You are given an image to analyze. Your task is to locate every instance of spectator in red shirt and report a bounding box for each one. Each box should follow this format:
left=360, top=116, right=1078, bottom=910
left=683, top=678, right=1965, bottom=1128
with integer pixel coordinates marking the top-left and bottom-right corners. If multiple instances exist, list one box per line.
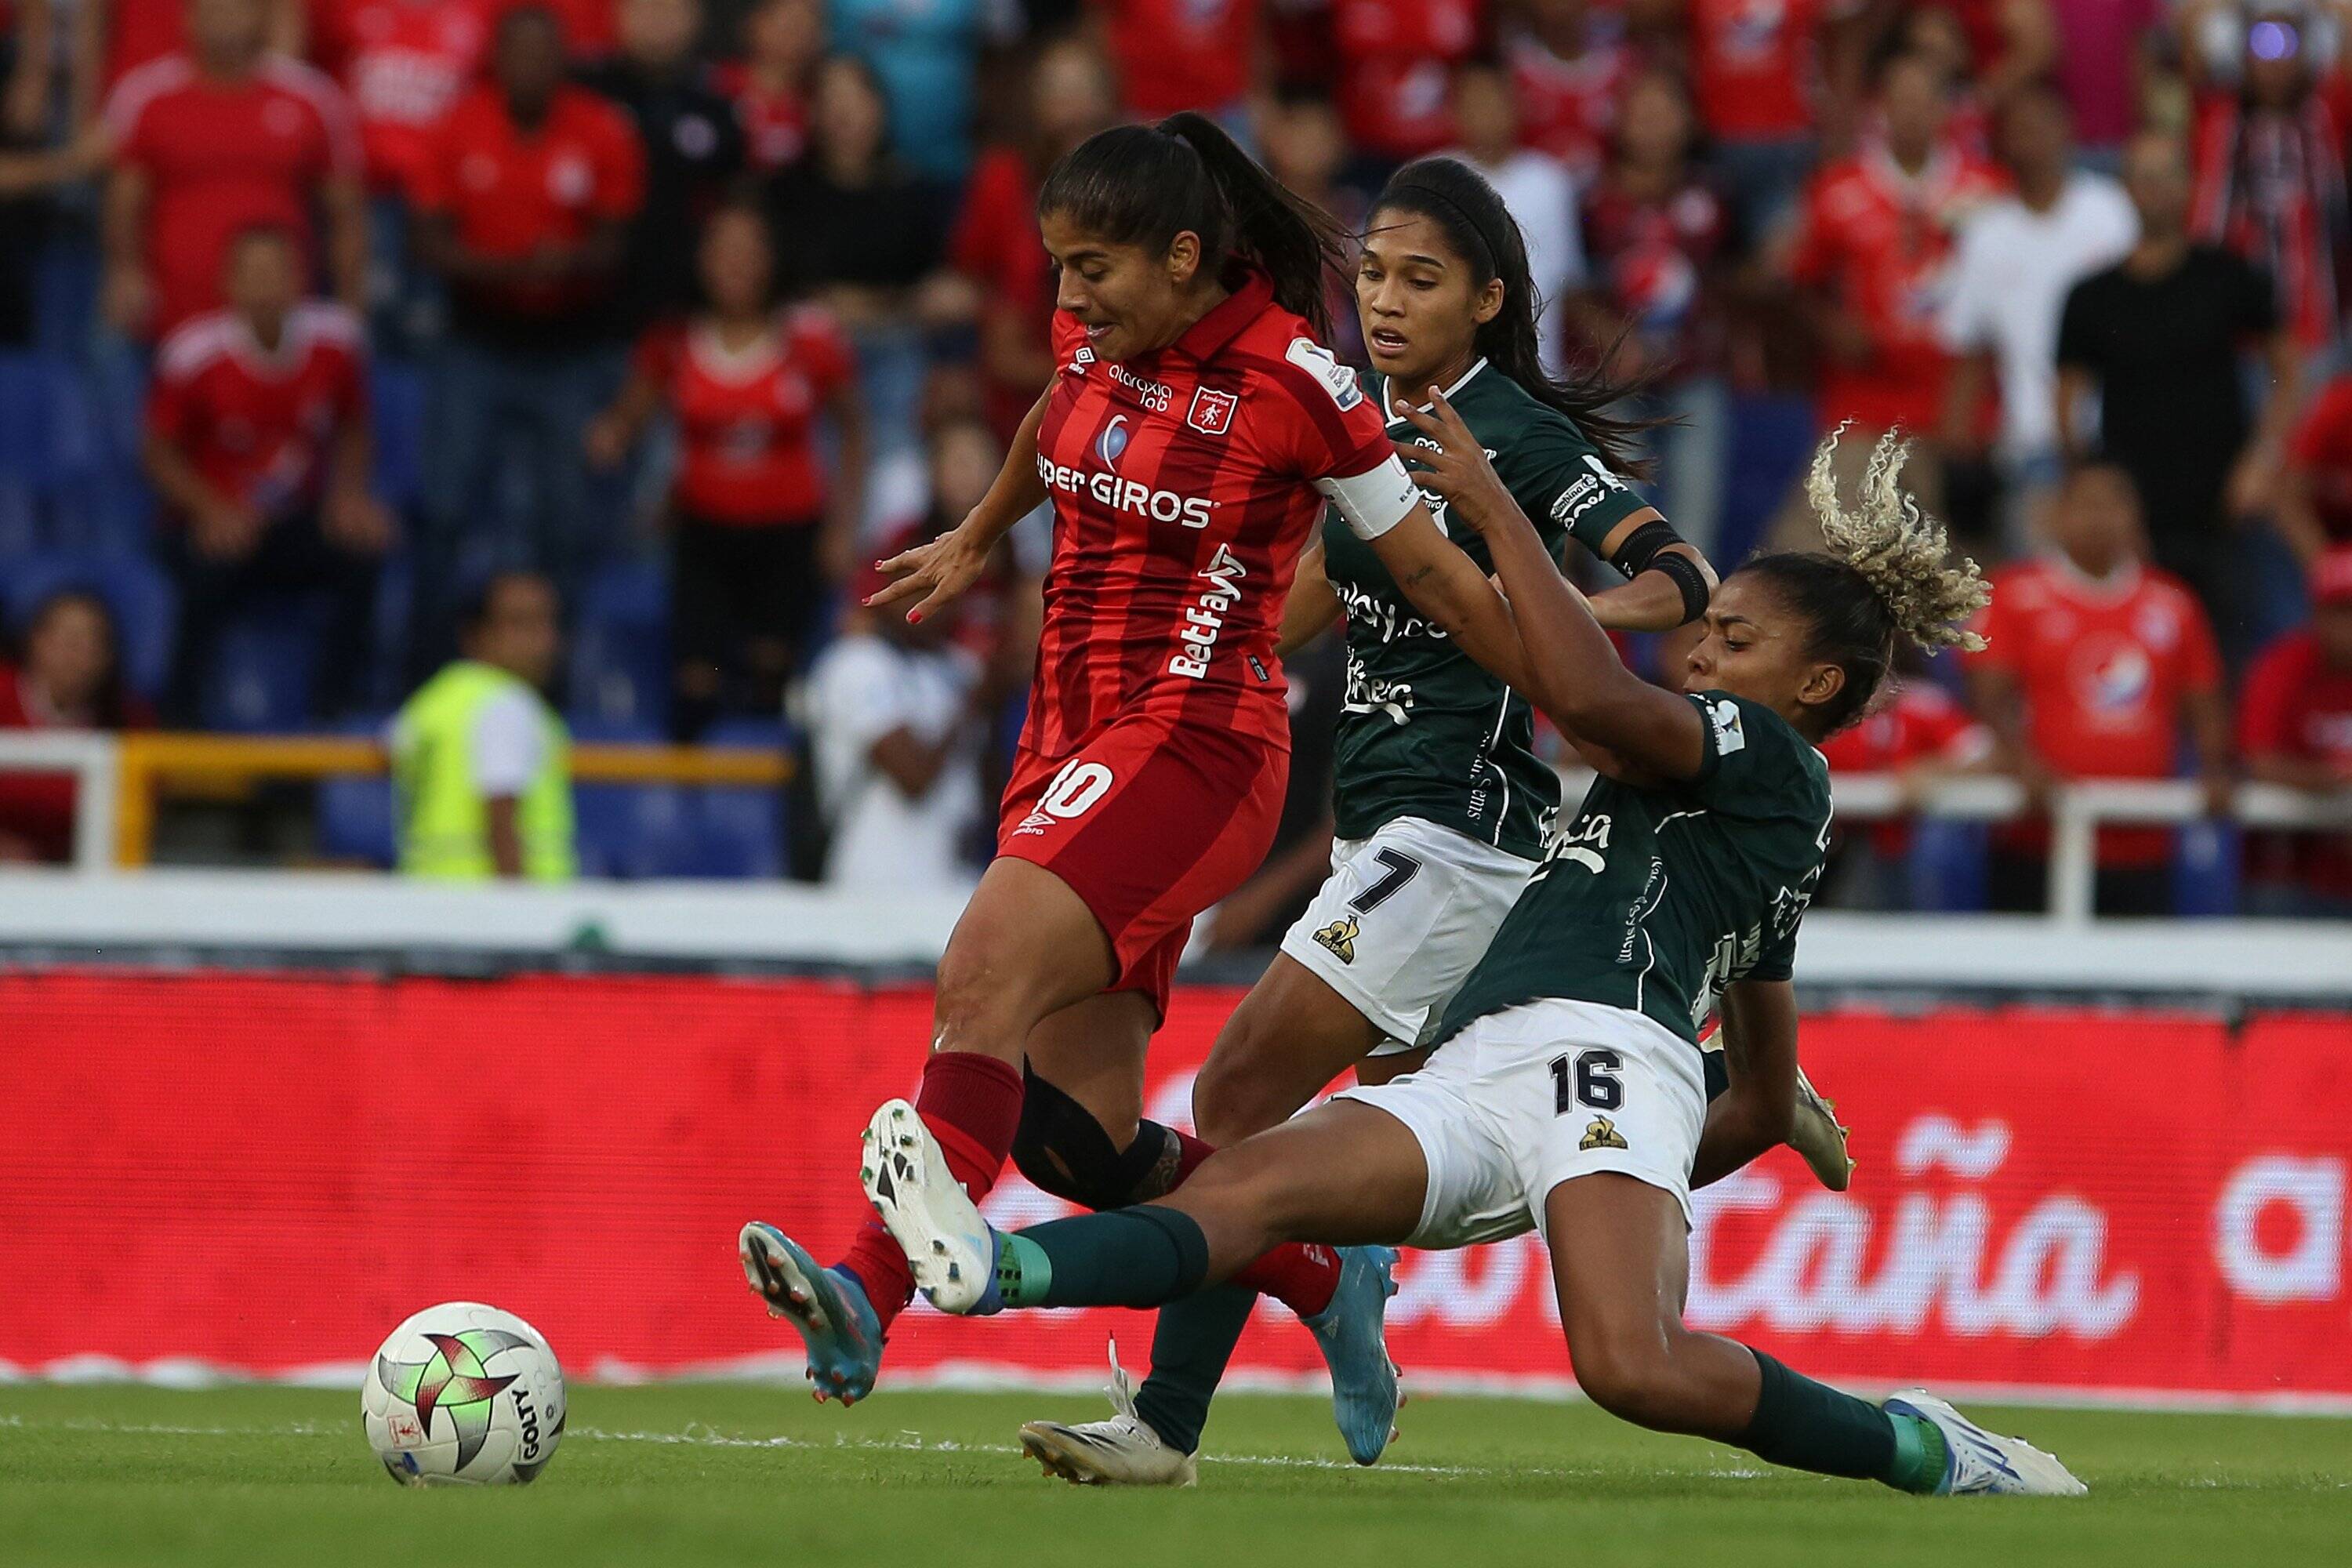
left=2238, top=543, right=2352, bottom=913
left=1505, top=0, right=1631, bottom=190
left=307, top=0, right=495, bottom=350
left=2183, top=0, right=2352, bottom=357
left=143, top=225, right=392, bottom=723
left=716, top=0, right=823, bottom=172
left=1329, top=0, right=1481, bottom=176
left=948, top=34, right=1116, bottom=446
left=0, top=589, right=154, bottom=865
left=1575, top=65, right=1736, bottom=554
left=585, top=205, right=867, bottom=738
left=71, top=0, right=302, bottom=126
left=1678, top=0, right=1857, bottom=236
left=1965, top=460, right=2233, bottom=914
left=409, top=2, right=643, bottom=670
left=2277, top=369, right=2352, bottom=565
left=1089, top=0, right=1265, bottom=123
left=100, top=0, right=366, bottom=341
left=1773, top=49, right=2005, bottom=550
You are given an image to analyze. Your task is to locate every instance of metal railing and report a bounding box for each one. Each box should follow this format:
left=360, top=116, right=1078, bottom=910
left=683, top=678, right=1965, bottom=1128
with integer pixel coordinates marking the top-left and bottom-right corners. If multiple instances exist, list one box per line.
left=2, top=732, right=2346, bottom=924
left=0, top=731, right=789, bottom=869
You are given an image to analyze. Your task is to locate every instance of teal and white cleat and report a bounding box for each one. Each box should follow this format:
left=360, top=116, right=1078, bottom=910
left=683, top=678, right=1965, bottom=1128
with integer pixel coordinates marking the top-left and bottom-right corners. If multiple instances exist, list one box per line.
left=1884, top=1389, right=2088, bottom=1497
left=739, top=1221, right=884, bottom=1406
left=859, top=1098, right=1004, bottom=1316
left=1301, top=1244, right=1402, bottom=1466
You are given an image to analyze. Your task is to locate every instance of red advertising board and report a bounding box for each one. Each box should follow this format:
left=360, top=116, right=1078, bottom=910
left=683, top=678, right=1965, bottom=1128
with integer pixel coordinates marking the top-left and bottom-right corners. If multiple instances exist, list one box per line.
left=3, top=971, right=2347, bottom=1406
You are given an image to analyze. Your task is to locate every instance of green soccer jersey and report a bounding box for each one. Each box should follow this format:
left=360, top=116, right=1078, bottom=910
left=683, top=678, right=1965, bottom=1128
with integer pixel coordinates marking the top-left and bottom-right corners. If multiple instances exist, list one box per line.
left=1437, top=691, right=1833, bottom=1047
left=1321, top=359, right=1650, bottom=858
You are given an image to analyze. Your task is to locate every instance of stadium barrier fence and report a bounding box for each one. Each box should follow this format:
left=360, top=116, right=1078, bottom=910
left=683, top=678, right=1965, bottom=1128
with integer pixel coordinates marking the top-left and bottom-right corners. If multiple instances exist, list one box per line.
left=4, top=732, right=2347, bottom=924
left=2, top=969, right=2347, bottom=1410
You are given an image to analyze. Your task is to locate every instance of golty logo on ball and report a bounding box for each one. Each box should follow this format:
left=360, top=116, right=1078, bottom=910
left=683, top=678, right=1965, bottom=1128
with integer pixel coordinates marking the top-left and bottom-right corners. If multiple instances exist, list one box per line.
left=379, top=1330, right=532, bottom=1469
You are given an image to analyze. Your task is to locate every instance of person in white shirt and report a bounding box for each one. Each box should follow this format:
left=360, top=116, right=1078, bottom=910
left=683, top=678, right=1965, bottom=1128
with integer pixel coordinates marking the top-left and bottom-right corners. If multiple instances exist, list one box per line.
left=804, top=521, right=1001, bottom=893
left=1445, top=58, right=1585, bottom=379
left=1940, top=82, right=2137, bottom=544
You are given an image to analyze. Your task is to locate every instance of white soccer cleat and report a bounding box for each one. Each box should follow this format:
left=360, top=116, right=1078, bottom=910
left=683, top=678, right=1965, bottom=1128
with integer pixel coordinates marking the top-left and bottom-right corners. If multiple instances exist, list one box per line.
left=858, top=1098, right=1002, bottom=1315
left=1789, top=1065, right=1856, bottom=1192
left=1017, top=1345, right=1199, bottom=1487
left=1884, top=1389, right=2088, bottom=1497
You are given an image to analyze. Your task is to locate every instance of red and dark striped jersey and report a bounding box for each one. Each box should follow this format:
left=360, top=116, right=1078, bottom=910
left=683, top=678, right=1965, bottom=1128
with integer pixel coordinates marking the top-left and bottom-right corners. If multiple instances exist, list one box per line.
left=1026, top=268, right=1396, bottom=760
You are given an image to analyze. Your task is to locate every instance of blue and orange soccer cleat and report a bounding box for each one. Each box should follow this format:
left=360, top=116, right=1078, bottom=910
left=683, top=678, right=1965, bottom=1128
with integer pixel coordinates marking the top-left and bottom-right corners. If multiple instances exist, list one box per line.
left=738, top=1221, right=884, bottom=1406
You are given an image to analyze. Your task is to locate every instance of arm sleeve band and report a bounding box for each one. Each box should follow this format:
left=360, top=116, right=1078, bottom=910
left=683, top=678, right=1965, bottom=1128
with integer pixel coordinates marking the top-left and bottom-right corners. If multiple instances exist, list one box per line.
left=1609, top=519, right=1711, bottom=625
left=1315, top=456, right=1422, bottom=541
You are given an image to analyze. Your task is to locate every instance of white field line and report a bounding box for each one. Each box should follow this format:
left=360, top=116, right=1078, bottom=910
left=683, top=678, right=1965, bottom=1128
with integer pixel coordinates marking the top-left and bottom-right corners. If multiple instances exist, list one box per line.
left=0, top=1412, right=1568, bottom=1479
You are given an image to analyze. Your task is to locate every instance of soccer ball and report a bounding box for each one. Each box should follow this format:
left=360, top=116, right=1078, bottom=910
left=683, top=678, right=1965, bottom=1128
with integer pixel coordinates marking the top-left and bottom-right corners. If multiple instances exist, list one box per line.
left=361, top=1301, right=566, bottom=1486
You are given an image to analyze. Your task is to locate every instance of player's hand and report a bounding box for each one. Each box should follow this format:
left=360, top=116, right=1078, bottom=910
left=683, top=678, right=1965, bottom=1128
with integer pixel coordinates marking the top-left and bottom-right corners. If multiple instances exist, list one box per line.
left=867, top=520, right=985, bottom=623
left=1391, top=387, right=1515, bottom=535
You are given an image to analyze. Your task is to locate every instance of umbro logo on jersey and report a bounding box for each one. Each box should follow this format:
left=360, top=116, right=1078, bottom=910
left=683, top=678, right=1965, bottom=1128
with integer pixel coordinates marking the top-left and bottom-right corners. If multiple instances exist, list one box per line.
left=1068, top=346, right=1094, bottom=375
left=1187, top=387, right=1238, bottom=435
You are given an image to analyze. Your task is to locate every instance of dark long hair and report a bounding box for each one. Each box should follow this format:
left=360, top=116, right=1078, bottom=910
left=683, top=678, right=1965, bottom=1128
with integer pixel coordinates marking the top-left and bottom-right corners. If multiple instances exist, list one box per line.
left=11, top=587, right=133, bottom=730
left=1036, top=112, right=1351, bottom=341
left=1370, top=157, right=1657, bottom=477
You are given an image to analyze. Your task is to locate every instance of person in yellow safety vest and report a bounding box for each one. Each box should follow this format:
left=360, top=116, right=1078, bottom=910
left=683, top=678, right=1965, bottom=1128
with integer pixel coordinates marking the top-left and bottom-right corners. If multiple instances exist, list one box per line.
left=390, top=571, right=576, bottom=880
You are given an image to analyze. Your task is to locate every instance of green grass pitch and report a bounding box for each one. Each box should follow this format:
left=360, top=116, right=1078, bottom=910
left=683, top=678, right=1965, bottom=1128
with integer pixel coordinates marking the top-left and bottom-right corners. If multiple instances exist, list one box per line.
left=3, top=1382, right=2346, bottom=1566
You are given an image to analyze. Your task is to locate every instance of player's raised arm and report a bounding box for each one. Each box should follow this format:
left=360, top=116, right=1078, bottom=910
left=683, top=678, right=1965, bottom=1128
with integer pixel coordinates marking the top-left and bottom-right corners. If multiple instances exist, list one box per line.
left=1396, top=388, right=1711, bottom=781
left=869, top=386, right=1052, bottom=622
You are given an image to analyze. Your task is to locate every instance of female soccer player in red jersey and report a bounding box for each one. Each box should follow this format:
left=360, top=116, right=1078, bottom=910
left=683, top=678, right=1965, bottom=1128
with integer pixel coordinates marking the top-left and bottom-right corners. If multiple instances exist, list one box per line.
left=740, top=115, right=1530, bottom=1450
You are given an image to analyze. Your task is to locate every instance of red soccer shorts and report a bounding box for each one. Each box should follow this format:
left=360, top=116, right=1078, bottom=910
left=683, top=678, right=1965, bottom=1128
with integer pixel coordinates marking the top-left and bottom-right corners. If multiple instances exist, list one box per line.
left=996, top=716, right=1288, bottom=1016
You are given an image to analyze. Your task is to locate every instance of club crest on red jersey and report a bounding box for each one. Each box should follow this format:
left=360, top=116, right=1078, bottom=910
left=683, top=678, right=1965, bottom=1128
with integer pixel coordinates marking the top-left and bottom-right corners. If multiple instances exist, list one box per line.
left=1187, top=386, right=1238, bottom=436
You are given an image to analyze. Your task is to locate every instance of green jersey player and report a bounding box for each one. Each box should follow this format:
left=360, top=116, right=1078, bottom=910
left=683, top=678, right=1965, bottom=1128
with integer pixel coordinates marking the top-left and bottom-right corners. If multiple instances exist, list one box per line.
left=861, top=422, right=2088, bottom=1499
left=1007, top=158, right=1845, bottom=1486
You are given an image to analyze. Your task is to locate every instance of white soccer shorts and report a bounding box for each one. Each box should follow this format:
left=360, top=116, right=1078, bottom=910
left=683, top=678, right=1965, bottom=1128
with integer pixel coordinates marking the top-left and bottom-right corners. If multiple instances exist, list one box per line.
left=1277, top=815, right=1534, bottom=1053
left=1333, top=996, right=1708, bottom=1247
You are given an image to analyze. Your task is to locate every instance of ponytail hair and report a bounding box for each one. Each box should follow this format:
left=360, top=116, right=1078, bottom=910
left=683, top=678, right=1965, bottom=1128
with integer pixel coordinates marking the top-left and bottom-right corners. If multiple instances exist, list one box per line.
left=1370, top=157, right=1658, bottom=477
left=1737, top=428, right=1990, bottom=735
left=1036, top=112, right=1352, bottom=341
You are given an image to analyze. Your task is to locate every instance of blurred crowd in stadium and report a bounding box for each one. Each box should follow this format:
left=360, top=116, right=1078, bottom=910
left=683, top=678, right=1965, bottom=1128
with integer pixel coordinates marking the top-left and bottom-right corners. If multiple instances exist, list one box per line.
left=0, top=0, right=2349, bottom=920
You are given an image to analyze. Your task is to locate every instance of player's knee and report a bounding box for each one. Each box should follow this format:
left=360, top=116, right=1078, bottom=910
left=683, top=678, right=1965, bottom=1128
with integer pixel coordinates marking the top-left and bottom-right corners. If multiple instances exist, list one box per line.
left=1192, top=1045, right=1287, bottom=1148
left=1563, top=1323, right=1682, bottom=1430
left=1011, top=1068, right=1171, bottom=1211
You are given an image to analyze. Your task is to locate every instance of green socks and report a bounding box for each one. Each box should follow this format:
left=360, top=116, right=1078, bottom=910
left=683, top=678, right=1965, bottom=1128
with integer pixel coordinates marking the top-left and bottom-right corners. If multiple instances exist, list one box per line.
left=1739, top=1350, right=1910, bottom=1486
left=993, top=1206, right=1212, bottom=1309
left=1884, top=1410, right=1950, bottom=1495
left=1129, top=1286, right=1256, bottom=1455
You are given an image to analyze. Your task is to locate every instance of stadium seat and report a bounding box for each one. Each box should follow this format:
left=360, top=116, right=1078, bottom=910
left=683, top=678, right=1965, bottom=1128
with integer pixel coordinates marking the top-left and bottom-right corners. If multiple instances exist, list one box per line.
left=568, top=559, right=670, bottom=733
left=0, top=548, right=176, bottom=700
left=2172, top=819, right=2241, bottom=919
left=1906, top=818, right=1991, bottom=913
left=0, top=353, right=103, bottom=554
left=368, top=361, right=427, bottom=511
left=689, top=716, right=788, bottom=879
left=199, top=608, right=316, bottom=733
left=1719, top=394, right=1817, bottom=566
left=316, top=715, right=397, bottom=869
